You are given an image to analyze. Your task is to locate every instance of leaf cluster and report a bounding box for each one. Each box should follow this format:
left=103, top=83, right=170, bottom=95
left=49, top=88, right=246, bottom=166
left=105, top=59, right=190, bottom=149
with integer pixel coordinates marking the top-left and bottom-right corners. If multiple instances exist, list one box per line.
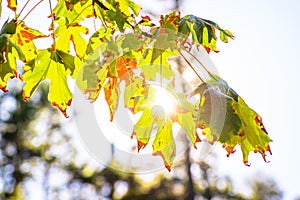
left=0, top=0, right=271, bottom=171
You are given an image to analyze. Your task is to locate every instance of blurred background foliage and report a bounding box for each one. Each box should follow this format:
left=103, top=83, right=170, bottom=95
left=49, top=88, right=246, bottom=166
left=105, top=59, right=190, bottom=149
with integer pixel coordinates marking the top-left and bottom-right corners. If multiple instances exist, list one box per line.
left=0, top=80, right=282, bottom=200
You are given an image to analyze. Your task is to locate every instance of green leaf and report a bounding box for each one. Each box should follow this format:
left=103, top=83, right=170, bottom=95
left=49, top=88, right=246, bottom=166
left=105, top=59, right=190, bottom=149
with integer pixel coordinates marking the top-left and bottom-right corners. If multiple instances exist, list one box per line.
left=76, top=50, right=109, bottom=101
left=0, top=19, right=16, bottom=35
left=234, top=97, right=272, bottom=165
left=121, top=32, right=145, bottom=53
left=152, top=119, right=175, bottom=172
left=53, top=0, right=91, bottom=24
left=178, top=15, right=234, bottom=53
left=55, top=18, right=89, bottom=58
left=22, top=49, right=79, bottom=117
left=86, top=27, right=113, bottom=55
left=151, top=33, right=177, bottom=63
left=106, top=7, right=128, bottom=32
left=132, top=108, right=154, bottom=151
left=195, top=83, right=242, bottom=144
left=192, top=74, right=272, bottom=165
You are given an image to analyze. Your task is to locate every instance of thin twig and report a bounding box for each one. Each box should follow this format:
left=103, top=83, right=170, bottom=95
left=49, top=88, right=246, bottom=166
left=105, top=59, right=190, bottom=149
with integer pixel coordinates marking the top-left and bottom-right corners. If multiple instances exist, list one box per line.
left=20, top=0, right=44, bottom=21
left=17, top=0, right=31, bottom=20
left=179, top=51, right=205, bottom=83
left=182, top=48, right=217, bottom=81
left=48, top=0, right=55, bottom=50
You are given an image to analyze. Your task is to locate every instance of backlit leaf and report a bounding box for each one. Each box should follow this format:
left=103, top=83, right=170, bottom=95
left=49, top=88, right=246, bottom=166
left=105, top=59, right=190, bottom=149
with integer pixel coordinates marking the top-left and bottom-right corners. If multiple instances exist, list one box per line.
left=132, top=108, right=154, bottom=151
left=192, top=74, right=272, bottom=165
left=9, top=21, right=47, bottom=62
left=76, top=51, right=109, bottom=101
left=104, top=78, right=120, bottom=121
left=22, top=49, right=80, bottom=117
left=152, top=119, right=175, bottom=172
left=139, top=49, right=177, bottom=81
left=7, top=0, right=17, bottom=12
left=179, top=15, right=234, bottom=53
left=55, top=18, right=88, bottom=58
left=117, top=0, right=140, bottom=16
left=0, top=33, right=24, bottom=92
left=86, top=27, right=113, bottom=55
left=53, top=0, right=92, bottom=24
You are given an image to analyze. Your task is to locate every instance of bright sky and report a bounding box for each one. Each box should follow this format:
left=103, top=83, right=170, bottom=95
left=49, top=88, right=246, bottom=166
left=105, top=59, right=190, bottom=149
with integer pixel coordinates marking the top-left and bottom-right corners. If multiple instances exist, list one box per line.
left=135, top=0, right=300, bottom=198
left=179, top=0, right=300, bottom=199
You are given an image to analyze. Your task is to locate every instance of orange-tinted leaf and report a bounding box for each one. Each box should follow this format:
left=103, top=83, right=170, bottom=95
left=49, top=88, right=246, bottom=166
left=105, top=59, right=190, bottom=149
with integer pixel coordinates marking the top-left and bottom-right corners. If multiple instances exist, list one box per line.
left=7, top=0, right=17, bottom=12
left=104, top=78, right=120, bottom=121
left=116, top=56, right=137, bottom=78
left=9, top=21, right=47, bottom=61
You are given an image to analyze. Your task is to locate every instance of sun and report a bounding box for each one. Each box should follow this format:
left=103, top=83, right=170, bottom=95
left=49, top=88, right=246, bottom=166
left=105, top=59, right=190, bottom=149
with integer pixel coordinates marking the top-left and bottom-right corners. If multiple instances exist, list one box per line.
left=152, top=87, right=177, bottom=115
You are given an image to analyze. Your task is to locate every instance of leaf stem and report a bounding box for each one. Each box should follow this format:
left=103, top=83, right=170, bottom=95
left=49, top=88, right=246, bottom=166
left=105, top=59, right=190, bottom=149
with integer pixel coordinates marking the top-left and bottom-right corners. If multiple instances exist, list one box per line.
left=20, top=0, right=44, bottom=21
left=48, top=0, right=55, bottom=50
left=179, top=51, right=205, bottom=83
left=182, top=48, right=219, bottom=82
left=17, top=0, right=31, bottom=20
left=182, top=48, right=214, bottom=78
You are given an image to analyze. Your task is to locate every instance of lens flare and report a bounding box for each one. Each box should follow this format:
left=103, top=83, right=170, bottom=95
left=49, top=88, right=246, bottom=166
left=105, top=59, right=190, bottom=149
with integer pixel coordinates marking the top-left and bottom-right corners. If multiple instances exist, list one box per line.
left=153, top=87, right=177, bottom=115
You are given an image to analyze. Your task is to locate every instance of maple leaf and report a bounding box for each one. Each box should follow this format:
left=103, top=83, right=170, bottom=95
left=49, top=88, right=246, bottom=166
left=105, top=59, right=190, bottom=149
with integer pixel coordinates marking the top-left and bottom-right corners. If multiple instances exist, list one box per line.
left=104, top=77, right=120, bottom=121
left=139, top=49, right=177, bottom=81
left=129, top=85, right=177, bottom=171
left=115, top=55, right=137, bottom=77
left=174, top=96, right=201, bottom=147
left=178, top=15, right=234, bottom=53
left=7, top=0, right=17, bottom=12
left=76, top=49, right=109, bottom=101
left=9, top=21, right=47, bottom=62
left=128, top=83, right=200, bottom=171
left=54, top=18, right=89, bottom=58
left=192, top=74, right=272, bottom=165
left=0, top=20, right=25, bottom=92
left=104, top=0, right=140, bottom=32
left=121, top=32, right=145, bottom=53
left=53, top=0, right=92, bottom=23
left=118, top=0, right=140, bottom=16
left=22, top=49, right=80, bottom=117
left=152, top=119, right=175, bottom=172
left=123, top=76, right=145, bottom=111
left=86, top=27, right=114, bottom=55
left=160, top=11, right=180, bottom=31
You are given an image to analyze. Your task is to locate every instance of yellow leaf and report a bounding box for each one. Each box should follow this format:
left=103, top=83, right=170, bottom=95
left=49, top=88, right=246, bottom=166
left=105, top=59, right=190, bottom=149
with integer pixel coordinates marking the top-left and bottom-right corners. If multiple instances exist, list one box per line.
left=55, top=18, right=88, bottom=58
left=9, top=21, right=47, bottom=62
left=22, top=49, right=78, bottom=117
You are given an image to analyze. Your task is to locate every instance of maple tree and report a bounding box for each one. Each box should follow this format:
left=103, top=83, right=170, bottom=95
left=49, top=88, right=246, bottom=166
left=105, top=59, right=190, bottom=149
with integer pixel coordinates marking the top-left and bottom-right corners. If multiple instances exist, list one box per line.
left=0, top=0, right=272, bottom=171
